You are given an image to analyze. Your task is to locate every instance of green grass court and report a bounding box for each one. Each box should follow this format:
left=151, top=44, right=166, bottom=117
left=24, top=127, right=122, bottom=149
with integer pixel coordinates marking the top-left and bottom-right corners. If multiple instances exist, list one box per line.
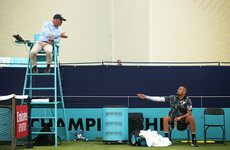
left=20, top=141, right=229, bottom=150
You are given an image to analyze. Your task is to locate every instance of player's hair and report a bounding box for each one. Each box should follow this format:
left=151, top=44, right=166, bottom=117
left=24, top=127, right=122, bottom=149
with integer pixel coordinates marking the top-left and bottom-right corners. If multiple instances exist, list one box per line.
left=180, top=85, right=188, bottom=94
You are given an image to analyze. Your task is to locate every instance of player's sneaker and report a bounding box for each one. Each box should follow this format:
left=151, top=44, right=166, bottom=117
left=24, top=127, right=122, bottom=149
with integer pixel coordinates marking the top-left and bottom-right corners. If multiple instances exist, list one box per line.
left=191, top=140, right=199, bottom=147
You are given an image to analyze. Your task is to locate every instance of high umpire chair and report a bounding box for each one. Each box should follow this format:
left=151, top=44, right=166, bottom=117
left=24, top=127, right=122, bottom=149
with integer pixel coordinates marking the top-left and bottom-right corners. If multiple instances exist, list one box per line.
left=204, top=108, right=226, bottom=145
left=21, top=34, right=69, bottom=147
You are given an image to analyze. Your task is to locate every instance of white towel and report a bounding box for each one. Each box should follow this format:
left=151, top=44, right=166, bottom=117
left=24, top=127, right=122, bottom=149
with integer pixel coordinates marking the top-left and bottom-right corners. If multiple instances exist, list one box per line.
left=31, top=99, right=49, bottom=102
left=0, top=94, right=28, bottom=101
left=139, top=129, right=171, bottom=147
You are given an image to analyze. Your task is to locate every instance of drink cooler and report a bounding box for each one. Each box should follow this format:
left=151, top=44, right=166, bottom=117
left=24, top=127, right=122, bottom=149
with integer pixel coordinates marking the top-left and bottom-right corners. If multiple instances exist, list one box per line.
left=102, top=106, right=128, bottom=143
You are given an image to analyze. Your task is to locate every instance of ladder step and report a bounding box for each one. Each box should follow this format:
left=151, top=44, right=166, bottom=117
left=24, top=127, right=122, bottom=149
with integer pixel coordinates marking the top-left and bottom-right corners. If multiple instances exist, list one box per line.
left=31, top=102, right=60, bottom=105
left=27, top=73, right=55, bottom=76
left=25, top=87, right=55, bottom=90
left=31, top=117, right=55, bottom=119
left=32, top=132, right=56, bottom=135
left=30, top=102, right=61, bottom=108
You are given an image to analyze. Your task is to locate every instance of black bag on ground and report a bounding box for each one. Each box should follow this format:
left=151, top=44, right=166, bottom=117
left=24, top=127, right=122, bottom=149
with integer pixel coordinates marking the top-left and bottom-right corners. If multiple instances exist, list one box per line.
left=130, top=129, right=146, bottom=146
left=128, top=113, right=144, bottom=137
left=33, top=124, right=61, bottom=146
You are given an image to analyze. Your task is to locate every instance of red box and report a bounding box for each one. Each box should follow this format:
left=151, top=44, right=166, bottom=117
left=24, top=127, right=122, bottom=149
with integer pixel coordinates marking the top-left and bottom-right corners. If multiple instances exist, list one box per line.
left=16, top=105, right=28, bottom=139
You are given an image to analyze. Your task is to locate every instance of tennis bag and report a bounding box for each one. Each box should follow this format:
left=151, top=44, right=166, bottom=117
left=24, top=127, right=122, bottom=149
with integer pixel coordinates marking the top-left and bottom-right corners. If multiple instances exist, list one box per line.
left=128, top=113, right=144, bottom=137
left=130, top=129, right=147, bottom=146
left=33, top=124, right=61, bottom=146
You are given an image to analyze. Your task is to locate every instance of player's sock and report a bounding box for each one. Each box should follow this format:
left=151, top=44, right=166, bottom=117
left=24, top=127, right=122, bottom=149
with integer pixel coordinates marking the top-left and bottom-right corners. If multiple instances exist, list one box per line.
left=191, top=133, right=199, bottom=147
left=164, top=132, right=169, bottom=138
left=192, top=133, right=196, bottom=141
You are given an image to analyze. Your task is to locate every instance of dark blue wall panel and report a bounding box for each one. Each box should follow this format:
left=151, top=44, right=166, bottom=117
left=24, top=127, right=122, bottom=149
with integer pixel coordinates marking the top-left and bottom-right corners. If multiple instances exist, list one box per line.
left=0, top=66, right=230, bottom=108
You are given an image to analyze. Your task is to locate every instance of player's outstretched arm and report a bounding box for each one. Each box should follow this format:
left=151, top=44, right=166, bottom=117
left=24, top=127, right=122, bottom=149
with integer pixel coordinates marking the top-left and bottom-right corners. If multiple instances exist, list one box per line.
left=137, top=94, right=165, bottom=102
left=137, top=94, right=146, bottom=99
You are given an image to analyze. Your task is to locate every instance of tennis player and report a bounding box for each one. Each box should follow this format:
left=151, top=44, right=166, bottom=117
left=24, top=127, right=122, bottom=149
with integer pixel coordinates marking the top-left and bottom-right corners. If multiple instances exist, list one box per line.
left=138, top=86, right=199, bottom=147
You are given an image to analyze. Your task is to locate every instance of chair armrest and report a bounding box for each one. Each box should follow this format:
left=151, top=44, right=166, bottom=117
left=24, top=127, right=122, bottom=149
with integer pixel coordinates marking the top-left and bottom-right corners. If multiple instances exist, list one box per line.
left=27, top=42, right=34, bottom=47
left=15, top=41, right=33, bottom=47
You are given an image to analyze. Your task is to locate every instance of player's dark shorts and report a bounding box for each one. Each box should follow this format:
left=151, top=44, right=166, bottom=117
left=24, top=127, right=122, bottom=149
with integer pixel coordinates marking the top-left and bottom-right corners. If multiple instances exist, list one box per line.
left=171, top=117, right=187, bottom=131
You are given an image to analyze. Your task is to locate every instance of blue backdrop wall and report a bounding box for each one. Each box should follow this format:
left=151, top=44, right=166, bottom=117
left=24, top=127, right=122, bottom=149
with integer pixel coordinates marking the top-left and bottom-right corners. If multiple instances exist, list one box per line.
left=0, top=65, right=229, bottom=140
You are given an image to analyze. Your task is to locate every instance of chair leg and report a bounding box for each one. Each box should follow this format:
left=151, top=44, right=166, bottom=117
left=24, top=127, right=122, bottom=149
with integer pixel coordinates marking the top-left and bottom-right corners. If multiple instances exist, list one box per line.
left=204, top=130, right=206, bottom=144
left=187, top=129, right=190, bottom=144
left=169, top=128, right=172, bottom=141
left=204, top=127, right=208, bottom=144
left=223, top=128, right=226, bottom=145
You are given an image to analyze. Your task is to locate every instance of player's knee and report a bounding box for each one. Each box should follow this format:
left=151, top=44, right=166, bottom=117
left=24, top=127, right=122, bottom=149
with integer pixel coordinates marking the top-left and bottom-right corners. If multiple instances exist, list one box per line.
left=163, top=116, right=170, bottom=121
left=187, top=115, right=195, bottom=121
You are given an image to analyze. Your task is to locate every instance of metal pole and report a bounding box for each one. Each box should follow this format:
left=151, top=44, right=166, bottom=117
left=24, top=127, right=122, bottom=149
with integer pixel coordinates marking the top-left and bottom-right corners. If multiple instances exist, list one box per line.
left=200, top=96, right=203, bottom=118
left=26, top=98, right=33, bottom=148
left=128, top=96, right=129, bottom=108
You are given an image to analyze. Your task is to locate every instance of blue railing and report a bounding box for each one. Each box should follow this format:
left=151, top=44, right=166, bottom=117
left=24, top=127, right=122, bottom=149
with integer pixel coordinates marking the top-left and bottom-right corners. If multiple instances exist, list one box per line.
left=1, top=60, right=230, bottom=67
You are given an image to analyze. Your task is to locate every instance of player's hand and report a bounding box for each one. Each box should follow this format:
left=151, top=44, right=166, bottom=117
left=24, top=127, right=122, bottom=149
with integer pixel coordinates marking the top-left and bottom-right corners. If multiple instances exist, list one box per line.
left=174, top=117, right=182, bottom=122
left=48, top=37, right=54, bottom=41
left=61, top=32, right=68, bottom=38
left=137, top=94, right=146, bottom=99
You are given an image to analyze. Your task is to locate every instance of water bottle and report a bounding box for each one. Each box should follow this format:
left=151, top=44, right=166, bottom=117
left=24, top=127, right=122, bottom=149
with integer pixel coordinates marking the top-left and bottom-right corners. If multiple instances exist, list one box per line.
left=174, top=121, right=177, bottom=130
